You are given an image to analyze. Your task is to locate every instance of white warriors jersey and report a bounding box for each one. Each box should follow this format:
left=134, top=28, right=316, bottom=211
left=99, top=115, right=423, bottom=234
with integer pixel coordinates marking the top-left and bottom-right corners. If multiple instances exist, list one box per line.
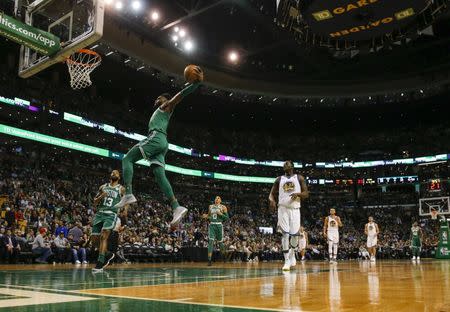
left=367, top=222, right=377, bottom=236
left=278, top=174, right=301, bottom=209
left=327, top=216, right=339, bottom=235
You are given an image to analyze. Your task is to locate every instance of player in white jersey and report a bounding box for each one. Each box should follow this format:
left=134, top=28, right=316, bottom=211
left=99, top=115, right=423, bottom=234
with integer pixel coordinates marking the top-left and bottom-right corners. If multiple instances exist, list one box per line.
left=269, top=160, right=309, bottom=271
left=323, top=208, right=342, bottom=263
left=365, top=216, right=379, bottom=262
left=298, top=227, right=308, bottom=261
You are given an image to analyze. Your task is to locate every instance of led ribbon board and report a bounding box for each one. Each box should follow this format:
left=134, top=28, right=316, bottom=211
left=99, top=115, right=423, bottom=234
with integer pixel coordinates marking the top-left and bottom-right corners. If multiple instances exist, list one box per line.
left=0, top=124, right=275, bottom=184
left=303, top=0, right=429, bottom=40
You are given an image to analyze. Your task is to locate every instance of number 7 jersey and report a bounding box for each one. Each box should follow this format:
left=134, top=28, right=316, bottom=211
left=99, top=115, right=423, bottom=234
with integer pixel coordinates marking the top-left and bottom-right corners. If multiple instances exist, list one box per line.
left=98, top=183, right=123, bottom=214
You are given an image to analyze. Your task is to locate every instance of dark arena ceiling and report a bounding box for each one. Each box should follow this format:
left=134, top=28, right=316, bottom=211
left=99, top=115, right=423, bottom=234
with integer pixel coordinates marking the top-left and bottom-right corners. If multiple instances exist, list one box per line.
left=91, top=0, right=450, bottom=98
left=1, top=0, right=450, bottom=100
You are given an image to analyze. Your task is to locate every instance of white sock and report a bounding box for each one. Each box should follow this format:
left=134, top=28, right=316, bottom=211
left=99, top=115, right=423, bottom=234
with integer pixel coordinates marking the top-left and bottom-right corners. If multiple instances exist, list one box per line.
left=328, top=241, right=333, bottom=258
left=333, top=243, right=338, bottom=258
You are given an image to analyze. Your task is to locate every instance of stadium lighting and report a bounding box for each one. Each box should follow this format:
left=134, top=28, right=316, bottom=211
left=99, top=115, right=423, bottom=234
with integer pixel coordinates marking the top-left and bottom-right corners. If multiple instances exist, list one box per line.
left=115, top=1, right=123, bottom=10
left=105, top=0, right=113, bottom=5
left=172, top=35, right=178, bottom=42
left=228, top=51, right=238, bottom=63
left=151, top=11, right=160, bottom=21
left=174, top=26, right=179, bottom=32
left=131, top=0, right=141, bottom=11
left=179, top=29, right=186, bottom=38
left=105, top=51, right=114, bottom=56
left=184, top=40, right=194, bottom=52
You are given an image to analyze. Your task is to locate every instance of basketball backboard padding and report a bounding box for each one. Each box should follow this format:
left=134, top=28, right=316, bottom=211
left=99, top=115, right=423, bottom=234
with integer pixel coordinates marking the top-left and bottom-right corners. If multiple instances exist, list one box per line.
left=18, top=0, right=104, bottom=78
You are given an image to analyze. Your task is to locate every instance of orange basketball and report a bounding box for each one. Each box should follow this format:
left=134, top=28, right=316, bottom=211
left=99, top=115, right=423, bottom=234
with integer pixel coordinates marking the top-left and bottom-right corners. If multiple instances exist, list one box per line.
left=184, top=65, right=204, bottom=83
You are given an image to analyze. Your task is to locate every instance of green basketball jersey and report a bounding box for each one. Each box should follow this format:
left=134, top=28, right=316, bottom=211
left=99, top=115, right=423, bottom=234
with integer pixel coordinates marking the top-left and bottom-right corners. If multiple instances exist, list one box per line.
left=209, top=204, right=228, bottom=223
left=411, top=226, right=421, bottom=246
left=148, top=108, right=172, bottom=135
left=97, top=183, right=122, bottom=213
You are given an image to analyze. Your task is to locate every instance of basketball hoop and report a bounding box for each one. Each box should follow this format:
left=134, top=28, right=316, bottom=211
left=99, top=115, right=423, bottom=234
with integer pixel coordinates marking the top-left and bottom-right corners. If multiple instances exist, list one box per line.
left=66, top=49, right=101, bottom=90
left=431, top=209, right=439, bottom=220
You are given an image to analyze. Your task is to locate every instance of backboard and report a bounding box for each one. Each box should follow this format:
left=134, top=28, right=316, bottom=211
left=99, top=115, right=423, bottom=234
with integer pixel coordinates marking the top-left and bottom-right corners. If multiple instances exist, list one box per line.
left=419, top=197, right=450, bottom=216
left=18, top=0, right=104, bottom=78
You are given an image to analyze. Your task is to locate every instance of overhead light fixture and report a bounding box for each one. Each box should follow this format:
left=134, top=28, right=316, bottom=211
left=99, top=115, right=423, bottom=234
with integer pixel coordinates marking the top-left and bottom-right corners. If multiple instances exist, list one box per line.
left=228, top=51, right=238, bottom=63
left=179, top=29, right=186, bottom=38
left=151, top=11, right=160, bottom=21
left=105, top=0, right=113, bottom=5
left=137, top=66, right=145, bottom=71
left=105, top=51, right=114, bottom=56
left=172, top=35, right=178, bottom=42
left=124, top=59, right=131, bottom=63
left=184, top=40, right=194, bottom=52
left=131, top=0, right=141, bottom=11
left=90, top=44, right=99, bottom=49
left=115, top=1, right=123, bottom=10
left=174, top=26, right=179, bottom=33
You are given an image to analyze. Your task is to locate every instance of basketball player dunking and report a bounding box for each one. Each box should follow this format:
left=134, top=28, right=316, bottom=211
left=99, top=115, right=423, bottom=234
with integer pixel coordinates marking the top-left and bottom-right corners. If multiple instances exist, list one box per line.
left=365, top=216, right=379, bottom=262
left=323, top=208, right=342, bottom=263
left=114, top=67, right=203, bottom=229
left=269, top=160, right=309, bottom=271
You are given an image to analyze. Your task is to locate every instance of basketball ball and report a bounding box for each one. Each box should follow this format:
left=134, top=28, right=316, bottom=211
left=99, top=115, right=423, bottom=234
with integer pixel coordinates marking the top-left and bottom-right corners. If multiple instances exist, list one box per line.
left=184, top=65, right=204, bottom=83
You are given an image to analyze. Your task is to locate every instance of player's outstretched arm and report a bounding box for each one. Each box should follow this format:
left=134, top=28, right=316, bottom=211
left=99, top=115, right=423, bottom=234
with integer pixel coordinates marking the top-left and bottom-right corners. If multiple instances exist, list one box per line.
left=164, top=82, right=201, bottom=112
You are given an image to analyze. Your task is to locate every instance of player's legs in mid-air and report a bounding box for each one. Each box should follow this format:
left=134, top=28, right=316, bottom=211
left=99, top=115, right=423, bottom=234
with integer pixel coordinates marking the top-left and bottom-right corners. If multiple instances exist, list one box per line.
left=117, top=134, right=187, bottom=227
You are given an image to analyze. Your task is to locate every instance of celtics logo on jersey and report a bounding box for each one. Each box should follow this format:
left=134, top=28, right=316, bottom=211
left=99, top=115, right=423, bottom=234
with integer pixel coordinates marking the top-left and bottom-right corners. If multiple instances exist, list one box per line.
left=283, top=182, right=295, bottom=193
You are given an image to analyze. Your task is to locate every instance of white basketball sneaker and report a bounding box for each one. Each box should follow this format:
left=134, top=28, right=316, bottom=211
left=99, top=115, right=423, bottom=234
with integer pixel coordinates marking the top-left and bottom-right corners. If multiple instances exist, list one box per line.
left=370, top=256, right=376, bottom=262
left=282, top=259, right=291, bottom=271
left=114, top=194, right=137, bottom=208
left=412, top=256, right=416, bottom=261
left=289, top=250, right=296, bottom=268
left=170, top=206, right=188, bottom=228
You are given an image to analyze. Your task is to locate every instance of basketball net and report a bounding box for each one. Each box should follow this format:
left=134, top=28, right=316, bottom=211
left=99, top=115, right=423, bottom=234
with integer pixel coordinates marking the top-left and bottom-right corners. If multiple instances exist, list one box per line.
left=66, top=49, right=101, bottom=90
left=431, top=209, right=439, bottom=220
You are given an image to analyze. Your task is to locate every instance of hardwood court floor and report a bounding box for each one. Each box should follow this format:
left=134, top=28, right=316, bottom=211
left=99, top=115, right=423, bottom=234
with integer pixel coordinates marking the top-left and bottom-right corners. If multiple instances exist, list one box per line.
left=0, top=260, right=449, bottom=311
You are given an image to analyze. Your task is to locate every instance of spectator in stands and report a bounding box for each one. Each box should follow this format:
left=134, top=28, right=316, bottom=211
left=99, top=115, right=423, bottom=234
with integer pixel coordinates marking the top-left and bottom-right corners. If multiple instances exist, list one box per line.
left=55, top=221, right=68, bottom=237
left=3, top=228, right=20, bottom=264
left=54, top=232, right=71, bottom=263
left=68, top=233, right=87, bottom=264
left=32, top=228, right=53, bottom=264
left=68, top=222, right=83, bottom=243
left=0, top=227, right=5, bottom=262
left=5, top=207, right=15, bottom=228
